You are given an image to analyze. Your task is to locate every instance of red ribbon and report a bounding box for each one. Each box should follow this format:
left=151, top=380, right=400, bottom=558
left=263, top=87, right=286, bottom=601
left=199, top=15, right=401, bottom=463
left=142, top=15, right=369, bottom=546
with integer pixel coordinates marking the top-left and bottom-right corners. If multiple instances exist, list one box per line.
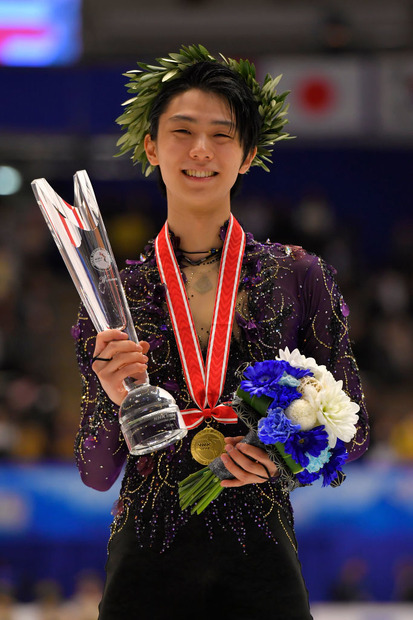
left=181, top=404, right=238, bottom=430
left=155, top=215, right=245, bottom=428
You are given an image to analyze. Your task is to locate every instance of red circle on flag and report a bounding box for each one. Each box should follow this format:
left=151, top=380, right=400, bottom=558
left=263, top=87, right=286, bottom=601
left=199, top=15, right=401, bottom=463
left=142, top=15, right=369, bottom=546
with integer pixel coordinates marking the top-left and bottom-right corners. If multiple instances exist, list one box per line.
left=297, top=76, right=336, bottom=114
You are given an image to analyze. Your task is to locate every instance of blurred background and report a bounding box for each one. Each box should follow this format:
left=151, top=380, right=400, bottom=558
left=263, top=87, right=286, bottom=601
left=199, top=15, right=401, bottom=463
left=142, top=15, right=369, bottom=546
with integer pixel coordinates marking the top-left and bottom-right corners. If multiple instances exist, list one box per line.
left=0, top=0, right=413, bottom=618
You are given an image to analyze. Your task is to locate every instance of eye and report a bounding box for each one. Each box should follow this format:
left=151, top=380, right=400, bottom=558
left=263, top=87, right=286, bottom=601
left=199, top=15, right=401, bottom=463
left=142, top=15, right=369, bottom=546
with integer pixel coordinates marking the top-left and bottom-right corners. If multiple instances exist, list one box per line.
left=215, top=133, right=232, bottom=139
left=174, top=129, right=190, bottom=135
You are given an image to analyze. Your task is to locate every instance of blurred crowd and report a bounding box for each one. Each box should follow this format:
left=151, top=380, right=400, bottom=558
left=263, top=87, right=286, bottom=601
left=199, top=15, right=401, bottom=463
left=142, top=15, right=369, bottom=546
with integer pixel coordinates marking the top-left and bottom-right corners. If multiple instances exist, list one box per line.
left=0, top=570, right=103, bottom=620
left=1, top=181, right=413, bottom=464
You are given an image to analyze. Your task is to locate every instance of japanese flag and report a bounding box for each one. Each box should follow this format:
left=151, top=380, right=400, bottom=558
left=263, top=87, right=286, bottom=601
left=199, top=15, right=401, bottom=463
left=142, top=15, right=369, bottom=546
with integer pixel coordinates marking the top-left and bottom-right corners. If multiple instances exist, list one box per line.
left=258, top=57, right=364, bottom=137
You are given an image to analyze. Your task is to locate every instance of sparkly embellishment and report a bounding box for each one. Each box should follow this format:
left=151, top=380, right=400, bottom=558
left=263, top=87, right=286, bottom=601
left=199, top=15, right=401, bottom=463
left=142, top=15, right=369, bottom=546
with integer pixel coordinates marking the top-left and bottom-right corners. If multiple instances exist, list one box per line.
left=73, top=230, right=369, bottom=553
left=341, top=300, right=350, bottom=317
left=84, top=435, right=99, bottom=449
left=71, top=323, right=81, bottom=339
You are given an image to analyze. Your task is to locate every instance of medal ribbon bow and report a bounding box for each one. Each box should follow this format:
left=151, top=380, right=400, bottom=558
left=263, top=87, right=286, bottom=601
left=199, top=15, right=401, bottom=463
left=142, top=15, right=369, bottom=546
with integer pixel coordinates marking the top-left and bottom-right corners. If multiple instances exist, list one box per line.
left=180, top=403, right=237, bottom=430
left=155, top=215, right=245, bottom=428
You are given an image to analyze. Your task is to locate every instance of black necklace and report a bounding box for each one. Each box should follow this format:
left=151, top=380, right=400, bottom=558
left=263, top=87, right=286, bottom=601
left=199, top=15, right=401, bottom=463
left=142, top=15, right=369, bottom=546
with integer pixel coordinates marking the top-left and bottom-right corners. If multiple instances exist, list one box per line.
left=180, top=247, right=221, bottom=266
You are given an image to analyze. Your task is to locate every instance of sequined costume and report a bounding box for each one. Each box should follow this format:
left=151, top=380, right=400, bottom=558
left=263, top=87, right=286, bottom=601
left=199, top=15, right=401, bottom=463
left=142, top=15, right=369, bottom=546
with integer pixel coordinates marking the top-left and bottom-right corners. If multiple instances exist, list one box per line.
left=73, top=228, right=369, bottom=620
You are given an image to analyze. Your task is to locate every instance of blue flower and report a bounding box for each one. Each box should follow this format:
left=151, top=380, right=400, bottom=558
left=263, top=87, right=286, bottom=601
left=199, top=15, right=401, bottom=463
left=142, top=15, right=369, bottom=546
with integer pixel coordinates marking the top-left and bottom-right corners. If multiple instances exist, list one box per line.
left=295, top=438, right=348, bottom=486
left=284, top=432, right=310, bottom=467
left=304, top=426, right=329, bottom=457
left=240, top=359, right=313, bottom=400
left=320, top=439, right=348, bottom=487
left=267, top=384, right=301, bottom=409
left=281, top=363, right=313, bottom=381
left=284, top=426, right=328, bottom=467
left=241, top=360, right=287, bottom=397
left=296, top=469, right=321, bottom=485
left=258, top=408, right=300, bottom=445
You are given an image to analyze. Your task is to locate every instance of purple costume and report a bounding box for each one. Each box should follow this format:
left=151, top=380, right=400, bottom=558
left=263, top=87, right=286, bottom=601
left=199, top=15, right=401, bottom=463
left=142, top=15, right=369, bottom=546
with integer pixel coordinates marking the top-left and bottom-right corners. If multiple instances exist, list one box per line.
left=73, top=228, right=369, bottom=619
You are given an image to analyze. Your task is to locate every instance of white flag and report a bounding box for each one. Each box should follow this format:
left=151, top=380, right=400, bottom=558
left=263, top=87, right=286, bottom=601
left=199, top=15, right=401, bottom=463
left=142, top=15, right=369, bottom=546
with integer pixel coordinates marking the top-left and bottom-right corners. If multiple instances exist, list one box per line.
left=378, top=55, right=413, bottom=136
left=259, top=56, right=365, bottom=137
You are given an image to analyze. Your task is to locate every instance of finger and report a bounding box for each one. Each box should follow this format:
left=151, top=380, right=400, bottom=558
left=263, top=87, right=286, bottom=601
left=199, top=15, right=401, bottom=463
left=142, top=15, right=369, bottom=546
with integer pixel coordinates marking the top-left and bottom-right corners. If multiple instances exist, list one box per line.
left=139, top=340, right=150, bottom=355
left=236, top=443, right=278, bottom=479
left=219, top=447, right=268, bottom=486
left=236, top=442, right=273, bottom=466
left=219, top=453, right=250, bottom=486
left=220, top=453, right=264, bottom=487
left=95, top=350, right=148, bottom=376
left=227, top=444, right=278, bottom=479
left=94, top=339, right=143, bottom=365
left=224, top=436, right=244, bottom=446
left=223, top=438, right=277, bottom=481
left=224, top=443, right=266, bottom=475
left=111, top=345, right=148, bottom=364
left=94, top=330, right=148, bottom=359
left=92, top=352, right=148, bottom=392
left=109, top=363, right=149, bottom=388
left=96, top=361, right=149, bottom=397
left=94, top=329, right=129, bottom=351
left=93, top=331, right=129, bottom=360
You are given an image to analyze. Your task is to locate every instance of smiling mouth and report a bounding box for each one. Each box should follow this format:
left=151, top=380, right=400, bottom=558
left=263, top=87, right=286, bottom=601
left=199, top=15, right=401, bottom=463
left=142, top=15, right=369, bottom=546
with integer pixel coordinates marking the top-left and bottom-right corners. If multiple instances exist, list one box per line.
left=183, top=169, right=218, bottom=178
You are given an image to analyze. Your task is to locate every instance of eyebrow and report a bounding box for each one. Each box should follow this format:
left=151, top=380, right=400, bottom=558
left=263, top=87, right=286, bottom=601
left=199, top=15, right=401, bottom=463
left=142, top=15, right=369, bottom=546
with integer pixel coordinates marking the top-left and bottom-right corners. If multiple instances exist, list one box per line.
left=168, top=114, right=234, bottom=128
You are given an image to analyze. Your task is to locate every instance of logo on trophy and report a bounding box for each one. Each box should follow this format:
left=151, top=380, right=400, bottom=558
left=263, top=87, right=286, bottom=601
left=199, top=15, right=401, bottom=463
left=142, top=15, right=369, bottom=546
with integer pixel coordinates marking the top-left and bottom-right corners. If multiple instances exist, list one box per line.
left=31, top=170, right=187, bottom=455
left=90, top=247, right=113, bottom=271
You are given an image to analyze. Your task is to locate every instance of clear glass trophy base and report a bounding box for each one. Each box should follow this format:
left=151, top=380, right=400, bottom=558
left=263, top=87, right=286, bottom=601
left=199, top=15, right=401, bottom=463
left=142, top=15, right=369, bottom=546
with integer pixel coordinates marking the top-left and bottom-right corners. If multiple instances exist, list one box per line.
left=119, top=383, right=187, bottom=456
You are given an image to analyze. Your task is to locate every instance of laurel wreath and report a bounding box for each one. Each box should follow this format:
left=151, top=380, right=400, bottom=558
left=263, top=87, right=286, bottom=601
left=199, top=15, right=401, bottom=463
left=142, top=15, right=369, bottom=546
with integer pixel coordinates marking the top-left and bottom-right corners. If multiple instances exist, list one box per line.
left=115, top=44, right=293, bottom=176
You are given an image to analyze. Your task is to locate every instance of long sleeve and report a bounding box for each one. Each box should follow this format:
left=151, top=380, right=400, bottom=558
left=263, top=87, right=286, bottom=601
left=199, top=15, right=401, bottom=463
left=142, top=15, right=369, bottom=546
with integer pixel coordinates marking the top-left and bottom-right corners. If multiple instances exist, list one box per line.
left=297, top=254, right=369, bottom=462
left=73, top=305, right=128, bottom=491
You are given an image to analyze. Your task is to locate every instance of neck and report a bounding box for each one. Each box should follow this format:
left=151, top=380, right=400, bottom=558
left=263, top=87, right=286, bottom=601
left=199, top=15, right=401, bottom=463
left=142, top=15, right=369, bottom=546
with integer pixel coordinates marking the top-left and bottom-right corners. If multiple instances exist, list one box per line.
left=167, top=204, right=231, bottom=260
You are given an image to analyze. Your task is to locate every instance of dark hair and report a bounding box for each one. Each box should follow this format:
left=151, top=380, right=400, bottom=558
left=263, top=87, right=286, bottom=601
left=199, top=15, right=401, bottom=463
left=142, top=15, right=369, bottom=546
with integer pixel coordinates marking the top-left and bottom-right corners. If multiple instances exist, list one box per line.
left=148, top=61, right=262, bottom=197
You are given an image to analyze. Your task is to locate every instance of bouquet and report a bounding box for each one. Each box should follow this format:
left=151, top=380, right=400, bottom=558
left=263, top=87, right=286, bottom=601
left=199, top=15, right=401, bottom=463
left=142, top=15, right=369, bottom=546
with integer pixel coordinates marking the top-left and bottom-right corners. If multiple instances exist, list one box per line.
left=178, top=348, right=360, bottom=515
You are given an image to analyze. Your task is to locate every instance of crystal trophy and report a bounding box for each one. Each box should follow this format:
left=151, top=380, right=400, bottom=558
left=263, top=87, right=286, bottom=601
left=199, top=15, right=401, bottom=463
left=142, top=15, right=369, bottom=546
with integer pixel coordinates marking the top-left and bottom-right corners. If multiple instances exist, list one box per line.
left=31, top=170, right=187, bottom=455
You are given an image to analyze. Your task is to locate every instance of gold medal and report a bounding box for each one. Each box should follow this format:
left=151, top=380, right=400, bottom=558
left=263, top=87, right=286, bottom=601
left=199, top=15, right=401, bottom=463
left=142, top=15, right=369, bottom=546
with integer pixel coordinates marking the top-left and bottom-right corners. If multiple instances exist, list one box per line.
left=190, top=427, right=226, bottom=465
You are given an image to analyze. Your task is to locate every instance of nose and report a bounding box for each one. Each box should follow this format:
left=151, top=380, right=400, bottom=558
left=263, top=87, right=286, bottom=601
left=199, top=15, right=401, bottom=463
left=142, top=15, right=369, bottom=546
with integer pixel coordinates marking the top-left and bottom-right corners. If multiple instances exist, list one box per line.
left=189, top=135, right=213, bottom=160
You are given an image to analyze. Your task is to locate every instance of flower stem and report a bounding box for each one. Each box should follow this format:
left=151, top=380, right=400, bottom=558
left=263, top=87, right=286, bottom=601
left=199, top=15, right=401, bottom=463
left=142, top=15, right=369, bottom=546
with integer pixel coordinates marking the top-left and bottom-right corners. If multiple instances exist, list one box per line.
left=178, top=468, right=224, bottom=513
left=192, top=480, right=223, bottom=515
left=179, top=470, right=214, bottom=510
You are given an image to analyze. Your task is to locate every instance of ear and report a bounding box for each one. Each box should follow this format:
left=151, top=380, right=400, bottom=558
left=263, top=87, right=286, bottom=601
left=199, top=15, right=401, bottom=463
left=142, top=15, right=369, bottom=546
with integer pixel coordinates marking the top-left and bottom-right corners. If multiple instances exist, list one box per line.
left=144, top=134, right=159, bottom=166
left=239, top=147, right=258, bottom=175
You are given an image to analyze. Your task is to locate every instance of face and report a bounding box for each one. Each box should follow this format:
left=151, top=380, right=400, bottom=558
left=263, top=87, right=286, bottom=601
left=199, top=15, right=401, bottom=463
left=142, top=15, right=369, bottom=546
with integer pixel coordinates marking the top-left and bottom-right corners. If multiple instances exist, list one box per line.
left=144, top=89, right=256, bottom=214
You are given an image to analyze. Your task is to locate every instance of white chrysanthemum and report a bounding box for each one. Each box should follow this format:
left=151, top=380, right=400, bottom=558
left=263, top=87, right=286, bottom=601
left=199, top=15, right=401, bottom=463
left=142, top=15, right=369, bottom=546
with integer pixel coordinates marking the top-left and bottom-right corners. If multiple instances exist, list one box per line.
left=278, top=347, right=314, bottom=368
left=315, top=372, right=360, bottom=447
left=278, top=347, right=328, bottom=380
left=284, top=398, right=318, bottom=430
left=278, top=348, right=360, bottom=446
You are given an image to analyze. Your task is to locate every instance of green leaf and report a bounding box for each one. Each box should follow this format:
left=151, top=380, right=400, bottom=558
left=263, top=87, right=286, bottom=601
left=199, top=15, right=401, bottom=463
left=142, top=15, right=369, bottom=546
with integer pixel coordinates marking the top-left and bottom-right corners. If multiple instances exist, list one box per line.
left=162, top=69, right=178, bottom=82
left=198, top=43, right=212, bottom=57
left=169, top=53, right=190, bottom=62
left=121, top=96, right=138, bottom=106
left=236, top=387, right=273, bottom=417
